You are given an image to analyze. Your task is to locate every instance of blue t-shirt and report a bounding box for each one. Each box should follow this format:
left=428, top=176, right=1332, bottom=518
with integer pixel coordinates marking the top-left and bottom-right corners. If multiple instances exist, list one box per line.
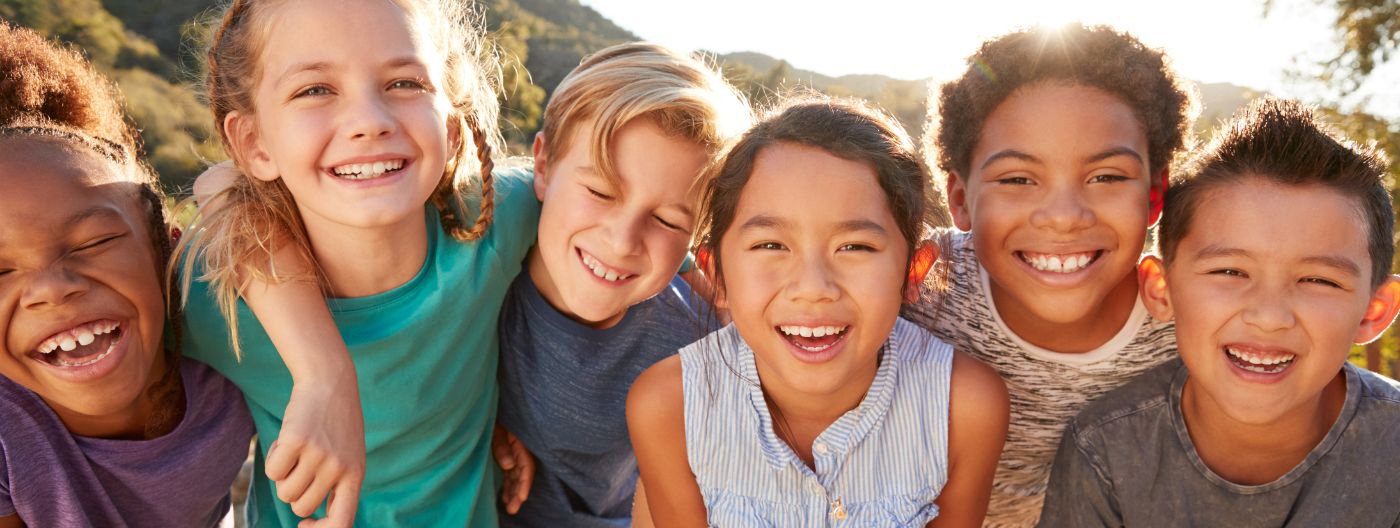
left=182, top=168, right=540, bottom=527
left=496, top=273, right=711, bottom=527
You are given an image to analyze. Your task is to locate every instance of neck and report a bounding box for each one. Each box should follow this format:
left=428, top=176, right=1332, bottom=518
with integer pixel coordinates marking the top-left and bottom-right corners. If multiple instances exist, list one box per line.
left=526, top=247, right=627, bottom=329
left=302, top=207, right=430, bottom=298
left=1180, top=372, right=1347, bottom=485
left=54, top=355, right=182, bottom=440
left=756, top=355, right=877, bottom=467
left=989, top=270, right=1139, bottom=353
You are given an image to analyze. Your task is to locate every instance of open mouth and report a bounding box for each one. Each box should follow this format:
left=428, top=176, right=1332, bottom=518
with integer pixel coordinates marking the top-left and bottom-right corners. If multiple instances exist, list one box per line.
left=578, top=249, right=635, bottom=283
left=1225, top=345, right=1296, bottom=375
left=330, top=159, right=407, bottom=181
left=32, top=320, right=123, bottom=368
left=777, top=324, right=850, bottom=353
left=1016, top=250, right=1104, bottom=274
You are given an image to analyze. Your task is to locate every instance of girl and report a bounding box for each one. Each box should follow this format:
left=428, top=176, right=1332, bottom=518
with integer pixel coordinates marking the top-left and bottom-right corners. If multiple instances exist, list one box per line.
left=627, top=97, right=1010, bottom=527
left=0, top=21, right=253, bottom=527
left=901, top=23, right=1196, bottom=527
left=175, top=0, right=538, bottom=526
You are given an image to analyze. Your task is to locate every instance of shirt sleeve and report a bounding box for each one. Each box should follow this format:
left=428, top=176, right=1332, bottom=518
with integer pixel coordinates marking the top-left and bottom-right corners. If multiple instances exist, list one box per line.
left=485, top=166, right=541, bottom=267
left=0, top=443, right=12, bottom=517
left=1037, top=421, right=1122, bottom=528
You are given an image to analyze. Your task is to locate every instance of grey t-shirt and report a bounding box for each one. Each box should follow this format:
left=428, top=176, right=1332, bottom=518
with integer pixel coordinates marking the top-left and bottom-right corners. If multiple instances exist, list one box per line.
left=1039, top=358, right=1400, bottom=527
left=0, top=358, right=255, bottom=527
left=496, top=273, right=711, bottom=527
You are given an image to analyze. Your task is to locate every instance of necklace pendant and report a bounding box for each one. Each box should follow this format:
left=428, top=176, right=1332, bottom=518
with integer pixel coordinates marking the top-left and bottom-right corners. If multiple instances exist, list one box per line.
left=829, top=496, right=847, bottom=521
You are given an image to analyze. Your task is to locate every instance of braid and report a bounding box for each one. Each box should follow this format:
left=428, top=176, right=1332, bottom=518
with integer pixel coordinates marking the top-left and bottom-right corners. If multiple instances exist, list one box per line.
left=460, top=115, right=495, bottom=239
left=434, top=113, right=496, bottom=240
left=139, top=184, right=186, bottom=438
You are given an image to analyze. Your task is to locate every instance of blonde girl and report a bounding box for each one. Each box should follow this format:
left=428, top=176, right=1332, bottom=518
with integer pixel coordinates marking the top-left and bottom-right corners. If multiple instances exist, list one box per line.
left=176, top=0, right=539, bottom=526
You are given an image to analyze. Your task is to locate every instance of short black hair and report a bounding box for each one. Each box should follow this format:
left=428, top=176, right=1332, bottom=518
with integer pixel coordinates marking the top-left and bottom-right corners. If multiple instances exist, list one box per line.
left=927, top=23, right=1195, bottom=187
left=1157, top=97, right=1394, bottom=289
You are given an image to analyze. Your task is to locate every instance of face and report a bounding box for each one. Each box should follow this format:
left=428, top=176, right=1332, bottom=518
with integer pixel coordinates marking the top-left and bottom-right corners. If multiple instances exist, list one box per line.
left=528, top=117, right=707, bottom=328
left=718, top=142, right=909, bottom=400
left=0, top=140, right=167, bottom=436
left=950, top=83, right=1158, bottom=333
left=231, top=0, right=455, bottom=235
left=1146, top=178, right=1394, bottom=425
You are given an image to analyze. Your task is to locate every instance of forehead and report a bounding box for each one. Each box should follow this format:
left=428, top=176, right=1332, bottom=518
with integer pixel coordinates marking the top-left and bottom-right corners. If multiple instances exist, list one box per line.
left=0, top=139, right=141, bottom=232
left=975, top=83, right=1147, bottom=161
left=735, top=142, right=894, bottom=227
left=257, top=0, right=441, bottom=80
left=1182, top=178, right=1370, bottom=265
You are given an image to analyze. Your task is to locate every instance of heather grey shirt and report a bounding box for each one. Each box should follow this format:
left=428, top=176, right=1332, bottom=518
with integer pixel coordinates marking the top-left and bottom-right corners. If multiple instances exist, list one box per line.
left=496, top=273, right=710, bottom=527
left=1040, top=359, right=1400, bottom=528
left=0, top=358, right=255, bottom=527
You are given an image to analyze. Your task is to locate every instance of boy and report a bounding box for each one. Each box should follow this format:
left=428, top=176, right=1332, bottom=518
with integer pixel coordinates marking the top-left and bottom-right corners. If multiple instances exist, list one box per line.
left=1039, top=97, right=1400, bottom=526
left=904, top=23, right=1194, bottom=526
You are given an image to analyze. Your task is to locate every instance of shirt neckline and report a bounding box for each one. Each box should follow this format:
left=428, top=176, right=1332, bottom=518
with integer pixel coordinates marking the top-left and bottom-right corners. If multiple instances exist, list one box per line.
left=1168, top=361, right=1362, bottom=494
left=976, top=263, right=1150, bottom=365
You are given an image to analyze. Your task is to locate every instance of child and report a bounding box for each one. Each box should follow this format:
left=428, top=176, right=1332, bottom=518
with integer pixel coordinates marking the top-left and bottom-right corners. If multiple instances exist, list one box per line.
left=901, top=23, right=1196, bottom=526
left=628, top=97, right=1010, bottom=527
left=493, top=42, right=749, bottom=526
left=175, top=0, right=539, bottom=526
left=0, top=22, right=254, bottom=527
left=1039, top=97, right=1400, bottom=526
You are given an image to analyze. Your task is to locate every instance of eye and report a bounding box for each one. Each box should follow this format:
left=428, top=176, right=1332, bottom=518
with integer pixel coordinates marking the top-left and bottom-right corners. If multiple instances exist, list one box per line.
left=751, top=241, right=786, bottom=251
left=76, top=234, right=122, bottom=252
left=585, top=186, right=614, bottom=201
left=654, top=215, right=686, bottom=232
left=1088, top=173, right=1129, bottom=184
left=389, top=79, right=428, bottom=91
left=994, top=175, right=1034, bottom=185
left=838, top=243, right=876, bottom=252
left=1301, top=277, right=1343, bottom=289
left=293, top=85, right=332, bottom=98
left=1208, top=268, right=1247, bottom=278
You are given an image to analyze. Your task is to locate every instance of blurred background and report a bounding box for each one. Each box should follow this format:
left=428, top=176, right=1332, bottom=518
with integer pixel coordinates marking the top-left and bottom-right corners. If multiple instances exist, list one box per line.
left=1, top=0, right=1396, bottom=377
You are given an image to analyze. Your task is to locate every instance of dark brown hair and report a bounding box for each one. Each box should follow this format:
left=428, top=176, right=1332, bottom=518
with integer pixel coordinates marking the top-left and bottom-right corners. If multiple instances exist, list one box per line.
left=927, top=23, right=1196, bottom=187
left=696, top=95, right=947, bottom=290
left=1157, top=97, right=1394, bottom=289
left=0, top=21, right=184, bottom=436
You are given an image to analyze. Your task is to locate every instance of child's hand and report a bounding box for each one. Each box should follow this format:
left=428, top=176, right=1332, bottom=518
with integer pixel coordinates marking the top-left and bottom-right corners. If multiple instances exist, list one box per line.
left=267, top=366, right=366, bottom=527
left=492, top=424, right=536, bottom=514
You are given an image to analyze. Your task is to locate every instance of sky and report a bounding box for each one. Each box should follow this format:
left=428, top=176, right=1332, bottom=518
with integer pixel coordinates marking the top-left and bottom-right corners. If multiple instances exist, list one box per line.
left=577, top=0, right=1400, bottom=119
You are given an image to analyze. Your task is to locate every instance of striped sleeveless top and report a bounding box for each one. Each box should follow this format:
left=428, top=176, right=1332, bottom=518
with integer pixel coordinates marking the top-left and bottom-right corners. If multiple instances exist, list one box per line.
left=680, top=317, right=954, bottom=527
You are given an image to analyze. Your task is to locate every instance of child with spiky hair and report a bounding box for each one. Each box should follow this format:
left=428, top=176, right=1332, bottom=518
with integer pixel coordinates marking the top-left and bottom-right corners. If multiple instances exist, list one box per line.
left=903, top=23, right=1195, bottom=526
left=1040, top=97, right=1400, bottom=526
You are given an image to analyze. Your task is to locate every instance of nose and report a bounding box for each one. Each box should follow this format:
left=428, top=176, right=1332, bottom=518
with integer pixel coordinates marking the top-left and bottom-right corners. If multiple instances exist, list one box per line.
left=21, top=266, right=89, bottom=310
left=344, top=93, right=396, bottom=140
left=785, top=250, right=840, bottom=304
left=1240, top=284, right=1297, bottom=333
left=1029, top=182, right=1095, bottom=233
left=601, top=211, right=644, bottom=258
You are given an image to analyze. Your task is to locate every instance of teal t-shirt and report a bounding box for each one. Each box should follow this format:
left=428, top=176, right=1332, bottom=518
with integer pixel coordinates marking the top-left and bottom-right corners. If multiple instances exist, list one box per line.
left=182, top=168, right=539, bottom=527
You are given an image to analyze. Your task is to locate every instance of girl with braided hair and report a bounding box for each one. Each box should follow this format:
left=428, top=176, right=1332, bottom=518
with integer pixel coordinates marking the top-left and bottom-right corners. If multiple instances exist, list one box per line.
left=173, top=0, right=538, bottom=526
left=0, top=21, right=254, bottom=527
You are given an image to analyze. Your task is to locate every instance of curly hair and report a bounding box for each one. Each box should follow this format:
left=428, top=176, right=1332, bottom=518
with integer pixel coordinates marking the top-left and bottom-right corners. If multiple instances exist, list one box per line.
left=0, top=21, right=185, bottom=437
left=926, top=23, right=1197, bottom=187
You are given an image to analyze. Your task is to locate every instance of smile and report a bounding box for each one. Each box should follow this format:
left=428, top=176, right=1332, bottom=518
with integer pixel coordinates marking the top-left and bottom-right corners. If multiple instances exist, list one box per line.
left=330, top=158, right=406, bottom=180
left=1225, top=344, right=1297, bottom=375
left=778, top=324, right=849, bottom=353
left=33, top=319, right=123, bottom=368
left=578, top=249, right=635, bottom=283
left=1016, top=250, right=1103, bottom=274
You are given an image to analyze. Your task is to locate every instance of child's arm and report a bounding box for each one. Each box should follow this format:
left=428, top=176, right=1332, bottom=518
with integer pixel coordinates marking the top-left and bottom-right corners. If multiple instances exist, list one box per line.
left=0, top=514, right=19, bottom=528
left=927, top=351, right=1009, bottom=528
left=626, top=356, right=707, bottom=528
left=1037, top=421, right=1121, bottom=527
left=194, top=163, right=365, bottom=527
left=492, top=424, right=536, bottom=514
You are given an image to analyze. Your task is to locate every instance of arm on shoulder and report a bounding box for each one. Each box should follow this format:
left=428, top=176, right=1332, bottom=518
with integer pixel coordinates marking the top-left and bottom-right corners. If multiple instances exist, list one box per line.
left=928, top=350, right=1009, bottom=528
left=0, top=514, right=21, bottom=528
left=626, top=356, right=707, bottom=528
left=1038, top=419, right=1121, bottom=528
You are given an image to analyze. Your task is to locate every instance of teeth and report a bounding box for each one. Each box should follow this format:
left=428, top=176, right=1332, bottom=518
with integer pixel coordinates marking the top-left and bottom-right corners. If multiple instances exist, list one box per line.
left=76, top=329, right=95, bottom=346
left=1023, top=251, right=1097, bottom=273
left=1226, top=346, right=1296, bottom=370
left=581, top=253, right=632, bottom=282
left=779, top=325, right=847, bottom=337
left=53, top=341, right=116, bottom=368
left=332, top=159, right=405, bottom=180
left=35, top=320, right=120, bottom=356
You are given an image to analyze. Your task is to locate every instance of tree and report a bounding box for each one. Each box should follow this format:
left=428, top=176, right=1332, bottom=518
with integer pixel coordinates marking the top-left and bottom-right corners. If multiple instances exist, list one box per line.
left=1268, top=0, right=1400, bottom=94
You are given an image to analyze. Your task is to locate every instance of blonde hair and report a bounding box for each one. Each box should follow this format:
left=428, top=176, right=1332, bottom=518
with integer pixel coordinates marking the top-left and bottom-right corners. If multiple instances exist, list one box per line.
left=175, top=0, right=505, bottom=358
left=539, top=42, right=750, bottom=203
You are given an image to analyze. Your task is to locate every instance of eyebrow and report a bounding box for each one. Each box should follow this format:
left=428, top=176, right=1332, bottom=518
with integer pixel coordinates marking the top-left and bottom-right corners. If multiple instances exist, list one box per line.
left=1084, top=146, right=1145, bottom=165
left=979, top=149, right=1039, bottom=170
left=737, top=215, right=886, bottom=235
left=64, top=206, right=123, bottom=230
left=275, top=57, right=427, bottom=86
left=1194, top=244, right=1362, bottom=277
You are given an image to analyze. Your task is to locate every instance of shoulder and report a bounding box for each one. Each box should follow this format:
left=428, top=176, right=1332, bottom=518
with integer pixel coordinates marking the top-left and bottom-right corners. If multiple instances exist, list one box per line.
left=947, top=349, right=1009, bottom=429
left=1348, top=365, right=1400, bottom=433
left=627, top=355, right=686, bottom=437
left=1351, top=363, right=1400, bottom=404
left=1068, top=359, right=1181, bottom=437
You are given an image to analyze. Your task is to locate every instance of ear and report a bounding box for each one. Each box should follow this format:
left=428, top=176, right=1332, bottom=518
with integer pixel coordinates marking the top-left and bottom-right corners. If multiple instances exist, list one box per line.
left=223, top=111, right=279, bottom=182
left=946, top=172, right=972, bottom=231
left=1355, top=275, right=1400, bottom=344
left=1148, top=167, right=1168, bottom=227
left=904, top=240, right=940, bottom=303
left=1137, top=256, right=1173, bottom=321
left=531, top=132, right=550, bottom=201
left=698, top=247, right=725, bottom=309
left=447, top=114, right=463, bottom=155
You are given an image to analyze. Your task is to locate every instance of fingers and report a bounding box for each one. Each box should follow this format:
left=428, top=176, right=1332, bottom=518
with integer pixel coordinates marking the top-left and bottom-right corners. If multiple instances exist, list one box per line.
left=323, top=479, right=361, bottom=528
left=265, top=437, right=301, bottom=481
left=491, top=425, right=516, bottom=470
left=274, top=448, right=323, bottom=513
left=511, top=441, right=536, bottom=503
left=291, top=465, right=337, bottom=518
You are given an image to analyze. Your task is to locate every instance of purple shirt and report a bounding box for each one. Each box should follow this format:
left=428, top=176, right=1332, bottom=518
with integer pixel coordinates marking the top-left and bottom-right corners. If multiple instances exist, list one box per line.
left=0, top=358, right=254, bottom=527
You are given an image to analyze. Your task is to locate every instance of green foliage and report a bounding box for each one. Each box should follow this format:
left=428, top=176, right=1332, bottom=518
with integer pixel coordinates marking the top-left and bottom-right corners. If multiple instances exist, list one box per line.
left=112, top=68, right=222, bottom=192
left=1269, top=0, right=1400, bottom=94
